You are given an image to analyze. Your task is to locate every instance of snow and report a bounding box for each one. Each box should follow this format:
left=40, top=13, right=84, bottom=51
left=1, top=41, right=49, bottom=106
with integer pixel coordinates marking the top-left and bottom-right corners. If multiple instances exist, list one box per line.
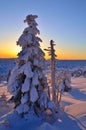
left=61, top=77, right=86, bottom=130
left=38, top=92, right=48, bottom=109
left=22, top=78, right=30, bottom=93
left=32, top=70, right=39, bottom=86
left=37, top=122, right=58, bottom=130
left=16, top=104, right=29, bottom=114
left=17, top=33, right=33, bottom=48
left=33, top=58, right=39, bottom=66
left=0, top=58, right=86, bottom=130
left=6, top=14, right=57, bottom=118
left=19, top=62, right=33, bottom=78
left=30, top=85, right=38, bottom=103
left=8, top=66, right=19, bottom=93
left=0, top=76, right=86, bottom=130
left=0, top=13, right=86, bottom=130
left=21, top=93, right=28, bottom=104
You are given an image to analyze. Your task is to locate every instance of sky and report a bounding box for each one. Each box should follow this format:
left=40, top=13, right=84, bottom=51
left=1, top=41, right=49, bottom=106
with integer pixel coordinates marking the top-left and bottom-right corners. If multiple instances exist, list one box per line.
left=0, top=0, right=86, bottom=60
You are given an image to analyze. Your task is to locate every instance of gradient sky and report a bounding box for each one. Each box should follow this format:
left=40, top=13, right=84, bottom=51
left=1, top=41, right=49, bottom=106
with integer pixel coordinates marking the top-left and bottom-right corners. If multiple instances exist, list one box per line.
left=0, top=0, right=86, bottom=59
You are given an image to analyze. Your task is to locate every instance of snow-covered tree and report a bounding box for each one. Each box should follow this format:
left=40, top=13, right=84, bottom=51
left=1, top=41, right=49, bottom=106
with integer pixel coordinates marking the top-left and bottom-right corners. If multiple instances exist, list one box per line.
left=44, top=40, right=57, bottom=103
left=45, top=42, right=71, bottom=105
left=55, top=70, right=71, bottom=104
left=8, top=14, right=57, bottom=116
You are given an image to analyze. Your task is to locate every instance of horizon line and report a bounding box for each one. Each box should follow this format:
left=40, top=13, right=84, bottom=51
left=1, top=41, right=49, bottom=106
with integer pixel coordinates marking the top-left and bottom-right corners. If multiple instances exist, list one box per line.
left=0, top=57, right=86, bottom=60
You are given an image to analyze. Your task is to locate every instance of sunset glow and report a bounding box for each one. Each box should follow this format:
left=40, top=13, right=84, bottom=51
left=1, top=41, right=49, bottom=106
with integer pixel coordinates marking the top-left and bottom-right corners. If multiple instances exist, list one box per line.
left=0, top=41, right=21, bottom=58
left=0, top=42, right=86, bottom=60
left=0, top=0, right=86, bottom=60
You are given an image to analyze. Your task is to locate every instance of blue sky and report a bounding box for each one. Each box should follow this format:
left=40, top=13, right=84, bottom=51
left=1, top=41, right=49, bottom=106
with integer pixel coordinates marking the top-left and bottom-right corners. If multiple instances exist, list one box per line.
left=0, top=0, right=86, bottom=59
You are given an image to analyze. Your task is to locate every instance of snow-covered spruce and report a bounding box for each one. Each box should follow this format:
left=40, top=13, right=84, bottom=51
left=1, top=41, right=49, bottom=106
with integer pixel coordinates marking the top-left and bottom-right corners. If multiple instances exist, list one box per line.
left=8, top=14, right=57, bottom=116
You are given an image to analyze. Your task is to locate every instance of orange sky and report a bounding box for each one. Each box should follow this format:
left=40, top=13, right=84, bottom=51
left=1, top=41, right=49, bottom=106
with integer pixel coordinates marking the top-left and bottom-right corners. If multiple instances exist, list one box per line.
left=0, top=41, right=86, bottom=60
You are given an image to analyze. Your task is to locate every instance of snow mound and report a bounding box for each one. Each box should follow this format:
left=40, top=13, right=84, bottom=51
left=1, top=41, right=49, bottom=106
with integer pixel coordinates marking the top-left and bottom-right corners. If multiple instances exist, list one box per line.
left=0, top=112, right=41, bottom=130
left=37, top=122, right=58, bottom=130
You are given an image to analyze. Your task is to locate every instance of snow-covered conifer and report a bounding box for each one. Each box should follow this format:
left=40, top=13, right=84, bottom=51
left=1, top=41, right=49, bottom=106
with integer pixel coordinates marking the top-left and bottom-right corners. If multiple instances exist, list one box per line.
left=8, top=14, right=56, bottom=116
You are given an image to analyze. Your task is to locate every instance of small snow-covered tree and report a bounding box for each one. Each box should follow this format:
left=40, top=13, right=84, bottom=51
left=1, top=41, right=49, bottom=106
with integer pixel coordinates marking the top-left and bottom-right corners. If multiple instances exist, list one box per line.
left=55, top=70, right=71, bottom=104
left=45, top=42, right=71, bottom=105
left=8, top=14, right=57, bottom=116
